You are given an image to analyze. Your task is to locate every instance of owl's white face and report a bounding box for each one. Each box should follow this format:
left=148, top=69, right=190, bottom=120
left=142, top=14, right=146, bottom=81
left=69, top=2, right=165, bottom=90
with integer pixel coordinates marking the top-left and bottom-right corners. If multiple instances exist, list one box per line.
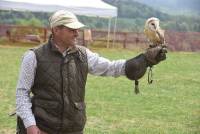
left=147, top=18, right=160, bottom=31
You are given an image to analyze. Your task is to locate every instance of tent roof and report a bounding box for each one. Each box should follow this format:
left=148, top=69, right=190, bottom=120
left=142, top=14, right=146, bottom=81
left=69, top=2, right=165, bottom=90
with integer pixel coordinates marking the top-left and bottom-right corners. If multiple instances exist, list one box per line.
left=0, top=0, right=117, bottom=17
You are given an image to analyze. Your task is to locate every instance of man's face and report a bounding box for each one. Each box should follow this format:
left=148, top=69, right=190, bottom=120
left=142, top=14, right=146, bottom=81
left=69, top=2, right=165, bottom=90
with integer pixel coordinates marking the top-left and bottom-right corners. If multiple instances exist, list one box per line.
left=53, top=26, right=79, bottom=47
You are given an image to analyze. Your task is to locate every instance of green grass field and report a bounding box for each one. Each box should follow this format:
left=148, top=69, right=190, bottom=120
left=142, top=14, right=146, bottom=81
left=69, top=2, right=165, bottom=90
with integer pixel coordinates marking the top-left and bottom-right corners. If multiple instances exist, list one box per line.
left=0, top=44, right=199, bottom=134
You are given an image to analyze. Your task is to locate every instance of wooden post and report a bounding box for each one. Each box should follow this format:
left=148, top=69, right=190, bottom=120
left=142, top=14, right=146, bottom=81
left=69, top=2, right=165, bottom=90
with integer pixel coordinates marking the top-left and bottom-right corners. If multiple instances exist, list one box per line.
left=44, top=28, right=47, bottom=42
left=82, top=29, right=86, bottom=47
left=123, top=33, right=127, bottom=48
left=6, top=30, right=11, bottom=41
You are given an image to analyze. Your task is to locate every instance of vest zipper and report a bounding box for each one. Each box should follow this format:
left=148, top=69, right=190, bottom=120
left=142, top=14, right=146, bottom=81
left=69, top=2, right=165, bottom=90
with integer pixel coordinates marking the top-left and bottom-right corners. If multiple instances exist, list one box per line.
left=59, top=57, right=65, bottom=134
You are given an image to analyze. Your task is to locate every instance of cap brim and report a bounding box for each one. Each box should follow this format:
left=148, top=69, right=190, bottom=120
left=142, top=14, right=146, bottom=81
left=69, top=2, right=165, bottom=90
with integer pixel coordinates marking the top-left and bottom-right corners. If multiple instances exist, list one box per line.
left=63, top=21, right=85, bottom=29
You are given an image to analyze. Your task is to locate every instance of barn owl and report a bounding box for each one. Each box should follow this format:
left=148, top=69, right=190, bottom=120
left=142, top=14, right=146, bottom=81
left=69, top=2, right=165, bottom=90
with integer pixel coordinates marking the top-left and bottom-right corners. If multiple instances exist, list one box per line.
left=144, top=17, right=165, bottom=47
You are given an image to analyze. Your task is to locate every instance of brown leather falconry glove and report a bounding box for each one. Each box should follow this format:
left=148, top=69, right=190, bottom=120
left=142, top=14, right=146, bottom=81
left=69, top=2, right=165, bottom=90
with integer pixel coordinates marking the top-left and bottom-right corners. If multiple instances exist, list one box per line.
left=144, top=46, right=167, bottom=66
left=125, top=45, right=167, bottom=94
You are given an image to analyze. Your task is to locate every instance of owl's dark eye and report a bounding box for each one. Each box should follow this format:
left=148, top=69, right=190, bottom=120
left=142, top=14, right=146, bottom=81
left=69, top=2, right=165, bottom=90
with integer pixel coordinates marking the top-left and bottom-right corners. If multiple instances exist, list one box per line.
left=151, top=23, right=155, bottom=26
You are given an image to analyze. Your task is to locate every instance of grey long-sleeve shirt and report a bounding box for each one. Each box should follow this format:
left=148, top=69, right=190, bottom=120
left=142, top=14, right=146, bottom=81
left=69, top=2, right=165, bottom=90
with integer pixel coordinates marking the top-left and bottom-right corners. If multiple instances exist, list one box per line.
left=16, top=47, right=126, bottom=128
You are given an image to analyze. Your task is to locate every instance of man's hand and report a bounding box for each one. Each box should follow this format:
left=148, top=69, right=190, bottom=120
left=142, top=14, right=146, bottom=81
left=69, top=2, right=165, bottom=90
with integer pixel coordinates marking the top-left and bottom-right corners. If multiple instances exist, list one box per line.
left=144, top=45, right=167, bottom=66
left=27, top=125, right=41, bottom=134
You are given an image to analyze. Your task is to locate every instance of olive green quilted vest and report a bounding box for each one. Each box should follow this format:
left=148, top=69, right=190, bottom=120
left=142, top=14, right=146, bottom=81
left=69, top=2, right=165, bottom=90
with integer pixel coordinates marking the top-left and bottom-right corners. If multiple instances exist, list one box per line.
left=31, top=40, right=88, bottom=134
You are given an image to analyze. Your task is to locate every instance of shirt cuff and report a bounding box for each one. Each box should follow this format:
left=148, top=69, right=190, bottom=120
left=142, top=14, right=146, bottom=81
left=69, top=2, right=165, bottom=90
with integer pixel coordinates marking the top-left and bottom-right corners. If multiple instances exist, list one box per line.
left=23, top=116, right=36, bottom=128
left=121, top=62, right=126, bottom=75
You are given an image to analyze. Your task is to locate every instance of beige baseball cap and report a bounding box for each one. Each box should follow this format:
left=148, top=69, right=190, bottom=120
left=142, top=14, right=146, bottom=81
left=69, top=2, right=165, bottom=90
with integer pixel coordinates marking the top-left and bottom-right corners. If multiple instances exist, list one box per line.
left=49, top=10, right=85, bottom=29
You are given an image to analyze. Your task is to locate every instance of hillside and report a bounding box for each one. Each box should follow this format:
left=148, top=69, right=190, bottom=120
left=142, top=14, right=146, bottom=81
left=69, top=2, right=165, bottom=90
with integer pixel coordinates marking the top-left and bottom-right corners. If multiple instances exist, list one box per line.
left=103, top=0, right=170, bottom=20
left=0, top=0, right=200, bottom=32
left=103, top=0, right=200, bottom=32
left=132, top=0, right=200, bottom=16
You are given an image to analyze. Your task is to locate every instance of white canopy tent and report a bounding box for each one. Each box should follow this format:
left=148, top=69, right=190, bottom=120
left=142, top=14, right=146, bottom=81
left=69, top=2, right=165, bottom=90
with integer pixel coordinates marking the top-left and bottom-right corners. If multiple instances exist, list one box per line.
left=0, top=0, right=118, bottom=47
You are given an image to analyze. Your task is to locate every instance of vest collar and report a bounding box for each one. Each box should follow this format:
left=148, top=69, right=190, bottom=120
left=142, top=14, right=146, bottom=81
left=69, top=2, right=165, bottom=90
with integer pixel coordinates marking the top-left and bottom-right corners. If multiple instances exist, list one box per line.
left=48, top=35, right=79, bottom=55
left=48, top=35, right=84, bottom=62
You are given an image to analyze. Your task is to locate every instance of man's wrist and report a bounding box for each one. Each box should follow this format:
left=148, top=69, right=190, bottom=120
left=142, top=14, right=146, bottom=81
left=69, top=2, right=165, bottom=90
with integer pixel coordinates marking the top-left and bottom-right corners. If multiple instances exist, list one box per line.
left=23, top=116, right=36, bottom=128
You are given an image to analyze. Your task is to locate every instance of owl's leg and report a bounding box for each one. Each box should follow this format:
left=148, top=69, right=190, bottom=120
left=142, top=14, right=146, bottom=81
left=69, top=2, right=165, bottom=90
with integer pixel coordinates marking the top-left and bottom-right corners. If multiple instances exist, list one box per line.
left=147, top=40, right=155, bottom=48
left=161, top=41, right=167, bottom=48
left=149, top=43, right=157, bottom=48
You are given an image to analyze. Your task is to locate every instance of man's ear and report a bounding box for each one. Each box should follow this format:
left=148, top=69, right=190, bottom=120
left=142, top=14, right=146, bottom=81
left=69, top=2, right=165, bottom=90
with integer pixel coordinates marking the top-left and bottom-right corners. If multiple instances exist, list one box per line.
left=52, top=27, right=57, bottom=34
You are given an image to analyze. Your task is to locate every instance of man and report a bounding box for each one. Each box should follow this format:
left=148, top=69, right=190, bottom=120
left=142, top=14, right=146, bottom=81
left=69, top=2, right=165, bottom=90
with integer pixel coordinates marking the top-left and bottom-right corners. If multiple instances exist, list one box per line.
left=16, top=10, right=167, bottom=134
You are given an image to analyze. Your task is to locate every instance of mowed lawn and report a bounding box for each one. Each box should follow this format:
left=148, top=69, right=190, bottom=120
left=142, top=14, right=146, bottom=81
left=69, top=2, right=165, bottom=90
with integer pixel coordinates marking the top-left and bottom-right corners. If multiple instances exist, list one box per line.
left=0, top=44, right=199, bottom=134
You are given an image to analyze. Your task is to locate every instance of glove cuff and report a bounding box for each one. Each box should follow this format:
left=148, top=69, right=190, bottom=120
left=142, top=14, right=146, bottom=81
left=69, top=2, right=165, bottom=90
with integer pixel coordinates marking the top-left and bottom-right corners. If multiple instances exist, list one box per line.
left=125, top=54, right=148, bottom=80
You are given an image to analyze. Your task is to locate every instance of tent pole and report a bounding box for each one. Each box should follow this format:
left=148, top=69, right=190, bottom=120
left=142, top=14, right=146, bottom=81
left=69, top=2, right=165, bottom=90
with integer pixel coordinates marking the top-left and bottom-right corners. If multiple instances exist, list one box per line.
left=112, top=17, right=117, bottom=48
left=107, top=18, right=111, bottom=48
